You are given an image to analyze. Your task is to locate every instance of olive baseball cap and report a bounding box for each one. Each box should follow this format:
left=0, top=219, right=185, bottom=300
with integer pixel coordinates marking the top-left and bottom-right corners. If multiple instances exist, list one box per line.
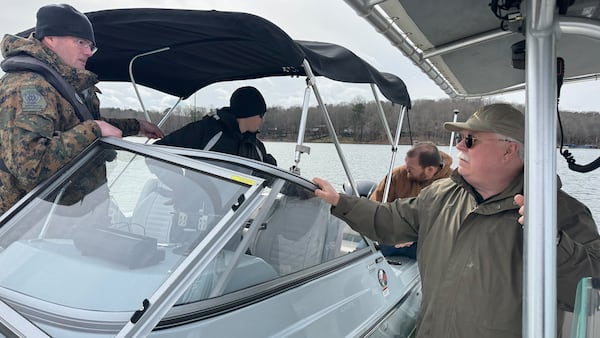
left=444, top=103, right=524, bottom=143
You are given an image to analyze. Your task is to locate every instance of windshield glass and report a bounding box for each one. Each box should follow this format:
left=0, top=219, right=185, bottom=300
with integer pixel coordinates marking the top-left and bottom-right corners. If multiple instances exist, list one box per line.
left=0, top=143, right=251, bottom=313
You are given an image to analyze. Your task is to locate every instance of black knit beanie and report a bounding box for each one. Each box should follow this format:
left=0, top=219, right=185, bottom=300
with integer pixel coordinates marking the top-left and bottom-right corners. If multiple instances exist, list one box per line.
left=35, top=4, right=95, bottom=45
left=229, top=86, right=267, bottom=118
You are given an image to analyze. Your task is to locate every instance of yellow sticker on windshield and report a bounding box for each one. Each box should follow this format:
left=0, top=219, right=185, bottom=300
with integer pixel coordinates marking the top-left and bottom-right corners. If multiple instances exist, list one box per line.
left=231, top=175, right=255, bottom=186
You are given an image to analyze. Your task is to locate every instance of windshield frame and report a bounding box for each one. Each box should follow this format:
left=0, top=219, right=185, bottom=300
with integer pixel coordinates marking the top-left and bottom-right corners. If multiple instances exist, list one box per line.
left=0, top=137, right=266, bottom=335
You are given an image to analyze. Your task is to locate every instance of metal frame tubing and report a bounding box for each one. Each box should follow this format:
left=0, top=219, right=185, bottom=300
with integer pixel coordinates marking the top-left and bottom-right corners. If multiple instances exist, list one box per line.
left=369, top=83, right=408, bottom=202
left=302, top=60, right=360, bottom=196
left=293, top=84, right=313, bottom=170
left=381, top=106, right=406, bottom=203
left=524, top=1, right=558, bottom=337
left=128, top=47, right=171, bottom=123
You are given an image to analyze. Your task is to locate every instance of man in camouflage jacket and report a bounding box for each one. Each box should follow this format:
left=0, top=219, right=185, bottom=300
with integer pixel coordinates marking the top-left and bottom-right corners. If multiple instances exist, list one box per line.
left=0, top=4, right=163, bottom=214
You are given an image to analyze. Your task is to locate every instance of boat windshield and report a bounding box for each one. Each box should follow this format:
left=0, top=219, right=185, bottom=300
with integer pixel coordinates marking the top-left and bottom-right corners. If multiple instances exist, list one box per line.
left=0, top=141, right=255, bottom=315
left=0, top=139, right=364, bottom=336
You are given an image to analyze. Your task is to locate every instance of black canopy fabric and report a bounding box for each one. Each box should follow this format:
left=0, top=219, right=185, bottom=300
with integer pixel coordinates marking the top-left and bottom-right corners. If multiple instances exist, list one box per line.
left=296, top=40, right=411, bottom=108
left=17, top=8, right=411, bottom=107
left=87, top=9, right=306, bottom=99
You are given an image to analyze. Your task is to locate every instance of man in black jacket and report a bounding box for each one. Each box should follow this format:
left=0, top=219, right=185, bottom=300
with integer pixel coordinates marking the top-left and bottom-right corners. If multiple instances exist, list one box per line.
left=155, top=86, right=276, bottom=165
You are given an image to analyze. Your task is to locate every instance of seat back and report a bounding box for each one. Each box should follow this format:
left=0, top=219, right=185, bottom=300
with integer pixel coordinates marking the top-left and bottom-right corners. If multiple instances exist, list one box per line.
left=130, top=177, right=238, bottom=249
left=251, top=196, right=333, bottom=275
left=129, top=179, right=175, bottom=244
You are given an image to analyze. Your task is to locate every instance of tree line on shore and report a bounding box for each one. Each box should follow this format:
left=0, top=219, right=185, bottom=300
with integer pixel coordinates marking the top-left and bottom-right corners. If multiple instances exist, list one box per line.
left=101, top=98, right=600, bottom=147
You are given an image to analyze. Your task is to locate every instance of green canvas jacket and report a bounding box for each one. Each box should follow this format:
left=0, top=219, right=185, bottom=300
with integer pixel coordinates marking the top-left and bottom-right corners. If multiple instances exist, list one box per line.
left=333, top=169, right=600, bottom=338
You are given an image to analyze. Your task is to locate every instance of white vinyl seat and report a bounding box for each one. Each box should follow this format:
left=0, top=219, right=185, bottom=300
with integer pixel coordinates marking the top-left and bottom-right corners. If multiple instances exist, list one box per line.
left=129, top=178, right=175, bottom=244
left=176, top=250, right=279, bottom=304
left=130, top=176, right=241, bottom=249
left=250, top=196, right=340, bottom=275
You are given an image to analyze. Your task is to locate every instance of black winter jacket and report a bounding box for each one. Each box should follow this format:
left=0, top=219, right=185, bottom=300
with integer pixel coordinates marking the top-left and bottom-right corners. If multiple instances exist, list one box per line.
left=155, top=108, right=276, bottom=165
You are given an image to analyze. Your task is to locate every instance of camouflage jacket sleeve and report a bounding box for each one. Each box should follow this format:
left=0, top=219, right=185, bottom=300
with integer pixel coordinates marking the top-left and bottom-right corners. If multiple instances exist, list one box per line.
left=332, top=193, right=420, bottom=246
left=0, top=75, right=101, bottom=190
left=85, top=87, right=140, bottom=137
left=101, top=118, right=140, bottom=137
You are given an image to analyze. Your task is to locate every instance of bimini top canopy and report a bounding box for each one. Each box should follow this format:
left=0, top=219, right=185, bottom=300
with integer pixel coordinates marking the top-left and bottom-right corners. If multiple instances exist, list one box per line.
left=296, top=40, right=411, bottom=107
left=87, top=9, right=305, bottom=99
left=18, top=8, right=304, bottom=98
left=344, top=0, right=600, bottom=98
left=17, top=8, right=411, bottom=107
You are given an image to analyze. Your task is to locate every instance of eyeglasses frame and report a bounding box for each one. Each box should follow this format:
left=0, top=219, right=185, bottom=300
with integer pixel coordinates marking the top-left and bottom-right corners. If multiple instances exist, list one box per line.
left=72, top=37, right=98, bottom=55
left=455, top=133, right=513, bottom=149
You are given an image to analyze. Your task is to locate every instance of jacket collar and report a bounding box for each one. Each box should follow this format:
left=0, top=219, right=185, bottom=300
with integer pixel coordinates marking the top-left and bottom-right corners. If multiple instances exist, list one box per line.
left=216, top=107, right=260, bottom=140
left=215, top=108, right=243, bottom=137
left=451, top=169, right=524, bottom=212
left=428, top=150, right=453, bottom=184
left=1, top=34, right=98, bottom=92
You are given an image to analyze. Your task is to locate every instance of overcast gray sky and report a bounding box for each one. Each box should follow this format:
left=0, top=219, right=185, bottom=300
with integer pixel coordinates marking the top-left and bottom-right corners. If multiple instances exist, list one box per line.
left=2, top=0, right=600, bottom=114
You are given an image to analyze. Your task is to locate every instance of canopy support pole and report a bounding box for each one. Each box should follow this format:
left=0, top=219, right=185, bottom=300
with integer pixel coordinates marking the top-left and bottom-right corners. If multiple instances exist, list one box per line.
left=291, top=84, right=313, bottom=174
left=302, top=60, right=359, bottom=197
left=128, top=47, right=171, bottom=123
left=370, top=83, right=407, bottom=202
left=523, top=1, right=558, bottom=338
left=448, top=109, right=459, bottom=156
left=381, top=106, right=406, bottom=203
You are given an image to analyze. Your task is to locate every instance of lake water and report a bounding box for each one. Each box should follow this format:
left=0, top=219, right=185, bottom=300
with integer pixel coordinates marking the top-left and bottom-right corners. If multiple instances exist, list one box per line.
left=264, top=141, right=600, bottom=223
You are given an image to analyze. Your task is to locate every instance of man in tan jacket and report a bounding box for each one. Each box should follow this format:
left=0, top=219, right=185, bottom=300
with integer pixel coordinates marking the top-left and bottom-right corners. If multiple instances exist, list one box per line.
left=369, top=142, right=452, bottom=258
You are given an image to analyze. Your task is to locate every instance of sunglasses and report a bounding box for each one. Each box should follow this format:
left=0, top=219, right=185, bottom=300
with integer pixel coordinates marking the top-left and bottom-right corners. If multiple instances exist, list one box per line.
left=454, top=133, right=512, bottom=149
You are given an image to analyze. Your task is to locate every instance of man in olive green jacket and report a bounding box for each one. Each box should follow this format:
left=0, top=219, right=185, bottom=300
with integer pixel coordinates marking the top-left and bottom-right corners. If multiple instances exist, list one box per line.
left=314, top=103, right=600, bottom=338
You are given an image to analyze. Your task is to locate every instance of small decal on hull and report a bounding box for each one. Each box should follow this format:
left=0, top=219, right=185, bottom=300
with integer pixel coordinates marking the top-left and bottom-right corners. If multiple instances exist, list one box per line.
left=378, top=269, right=389, bottom=296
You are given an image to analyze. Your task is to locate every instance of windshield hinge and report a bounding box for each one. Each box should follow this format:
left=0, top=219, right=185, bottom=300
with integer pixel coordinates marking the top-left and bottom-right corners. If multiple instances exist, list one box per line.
left=231, top=194, right=245, bottom=211
left=130, top=299, right=150, bottom=324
